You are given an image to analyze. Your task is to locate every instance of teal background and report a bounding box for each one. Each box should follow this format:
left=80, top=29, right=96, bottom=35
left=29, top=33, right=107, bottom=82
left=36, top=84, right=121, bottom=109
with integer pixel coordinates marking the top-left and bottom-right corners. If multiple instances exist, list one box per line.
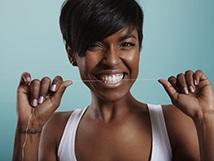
left=0, top=0, right=213, bottom=160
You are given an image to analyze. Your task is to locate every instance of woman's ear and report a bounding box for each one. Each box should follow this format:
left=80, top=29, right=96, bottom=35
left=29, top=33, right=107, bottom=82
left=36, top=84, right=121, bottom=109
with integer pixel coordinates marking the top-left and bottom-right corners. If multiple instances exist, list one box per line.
left=66, top=44, right=78, bottom=66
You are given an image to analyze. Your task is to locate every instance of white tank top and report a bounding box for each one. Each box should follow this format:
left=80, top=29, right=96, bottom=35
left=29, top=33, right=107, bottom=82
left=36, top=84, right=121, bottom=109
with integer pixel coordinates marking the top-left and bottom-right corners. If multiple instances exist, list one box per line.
left=57, top=104, right=172, bottom=161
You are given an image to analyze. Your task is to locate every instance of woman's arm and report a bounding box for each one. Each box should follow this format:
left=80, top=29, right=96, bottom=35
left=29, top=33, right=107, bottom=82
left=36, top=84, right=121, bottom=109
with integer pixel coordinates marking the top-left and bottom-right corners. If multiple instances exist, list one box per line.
left=194, top=111, right=214, bottom=161
left=12, top=72, right=72, bottom=161
left=13, top=125, right=41, bottom=161
left=159, top=70, right=214, bottom=161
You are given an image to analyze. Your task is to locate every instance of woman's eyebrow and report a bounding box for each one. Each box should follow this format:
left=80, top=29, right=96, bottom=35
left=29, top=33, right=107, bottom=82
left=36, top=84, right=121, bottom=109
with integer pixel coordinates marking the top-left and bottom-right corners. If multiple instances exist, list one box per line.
left=118, top=34, right=137, bottom=42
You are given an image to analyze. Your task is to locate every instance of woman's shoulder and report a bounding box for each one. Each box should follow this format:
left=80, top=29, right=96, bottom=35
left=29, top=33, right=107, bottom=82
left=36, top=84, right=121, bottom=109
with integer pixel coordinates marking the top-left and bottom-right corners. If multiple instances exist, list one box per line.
left=161, top=104, right=200, bottom=160
left=43, top=107, right=86, bottom=142
left=47, top=111, right=73, bottom=128
left=51, top=111, right=73, bottom=123
left=42, top=110, right=74, bottom=145
left=162, top=104, right=196, bottom=138
left=161, top=104, right=194, bottom=126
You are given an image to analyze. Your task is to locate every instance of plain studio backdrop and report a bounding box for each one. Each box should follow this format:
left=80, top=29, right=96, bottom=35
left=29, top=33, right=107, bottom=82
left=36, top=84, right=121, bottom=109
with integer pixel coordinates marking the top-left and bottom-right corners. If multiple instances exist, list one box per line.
left=0, top=0, right=213, bottom=160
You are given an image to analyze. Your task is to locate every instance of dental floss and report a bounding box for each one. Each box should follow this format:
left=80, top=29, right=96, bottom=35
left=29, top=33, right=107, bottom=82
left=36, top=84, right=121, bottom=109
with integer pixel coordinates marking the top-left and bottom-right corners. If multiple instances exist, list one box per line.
left=22, top=108, right=35, bottom=161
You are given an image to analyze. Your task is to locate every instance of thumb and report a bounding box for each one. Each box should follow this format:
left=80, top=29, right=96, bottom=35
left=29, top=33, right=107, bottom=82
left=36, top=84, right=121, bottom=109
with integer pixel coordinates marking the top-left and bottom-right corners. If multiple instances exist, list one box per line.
left=158, top=79, right=178, bottom=102
left=38, top=80, right=72, bottom=119
left=51, top=80, right=72, bottom=108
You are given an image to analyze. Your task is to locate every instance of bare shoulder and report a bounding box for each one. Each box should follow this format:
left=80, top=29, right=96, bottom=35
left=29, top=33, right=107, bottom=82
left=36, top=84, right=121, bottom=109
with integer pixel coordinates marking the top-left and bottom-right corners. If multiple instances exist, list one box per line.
left=162, top=104, right=200, bottom=161
left=162, top=104, right=193, bottom=125
left=38, top=111, right=73, bottom=160
left=42, top=111, right=73, bottom=146
left=47, top=111, right=73, bottom=127
left=162, top=104, right=195, bottom=138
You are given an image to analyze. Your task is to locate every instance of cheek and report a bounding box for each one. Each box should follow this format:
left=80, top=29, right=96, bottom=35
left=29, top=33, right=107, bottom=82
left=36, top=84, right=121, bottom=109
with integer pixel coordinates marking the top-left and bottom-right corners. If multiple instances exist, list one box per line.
left=122, top=50, right=140, bottom=78
left=122, top=50, right=140, bottom=67
left=77, top=55, right=101, bottom=77
left=84, top=54, right=102, bottom=70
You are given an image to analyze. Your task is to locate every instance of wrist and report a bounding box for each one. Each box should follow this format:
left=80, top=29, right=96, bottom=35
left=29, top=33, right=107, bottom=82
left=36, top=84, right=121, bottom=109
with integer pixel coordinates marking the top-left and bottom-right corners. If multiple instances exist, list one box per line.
left=17, top=113, right=43, bottom=134
left=194, top=110, right=214, bottom=127
left=18, top=109, right=45, bottom=130
left=19, top=128, right=42, bottom=135
left=193, top=110, right=214, bottom=161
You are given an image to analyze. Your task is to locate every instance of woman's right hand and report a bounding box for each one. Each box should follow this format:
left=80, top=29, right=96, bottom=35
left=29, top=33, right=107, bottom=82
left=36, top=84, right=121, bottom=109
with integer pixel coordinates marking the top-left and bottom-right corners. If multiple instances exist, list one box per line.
left=16, top=72, right=72, bottom=131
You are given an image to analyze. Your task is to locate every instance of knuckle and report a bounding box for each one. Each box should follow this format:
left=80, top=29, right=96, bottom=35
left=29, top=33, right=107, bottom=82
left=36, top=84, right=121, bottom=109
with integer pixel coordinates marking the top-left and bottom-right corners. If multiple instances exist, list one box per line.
left=177, top=73, right=184, bottom=78
left=54, top=76, right=63, bottom=82
left=31, top=79, right=40, bottom=85
left=168, top=76, right=175, bottom=81
left=53, top=76, right=63, bottom=86
left=185, top=70, right=193, bottom=75
left=196, top=69, right=202, bottom=74
left=41, top=77, right=51, bottom=83
left=22, top=72, right=30, bottom=77
left=40, top=88, right=49, bottom=95
left=31, top=90, right=39, bottom=98
left=55, top=75, right=63, bottom=80
left=168, top=76, right=176, bottom=85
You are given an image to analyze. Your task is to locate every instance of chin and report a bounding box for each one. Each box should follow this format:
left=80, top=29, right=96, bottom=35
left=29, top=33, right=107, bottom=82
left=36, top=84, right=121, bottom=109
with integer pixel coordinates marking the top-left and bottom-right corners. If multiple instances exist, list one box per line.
left=93, top=88, right=132, bottom=103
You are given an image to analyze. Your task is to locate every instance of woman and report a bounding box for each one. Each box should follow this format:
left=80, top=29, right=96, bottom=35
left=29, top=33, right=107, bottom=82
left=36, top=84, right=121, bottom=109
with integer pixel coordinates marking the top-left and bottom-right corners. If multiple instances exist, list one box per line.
left=13, top=0, right=214, bottom=160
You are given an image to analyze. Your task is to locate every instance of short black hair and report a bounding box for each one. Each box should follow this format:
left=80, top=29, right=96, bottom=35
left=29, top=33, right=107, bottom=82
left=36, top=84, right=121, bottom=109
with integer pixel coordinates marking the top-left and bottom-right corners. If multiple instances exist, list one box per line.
left=60, top=0, right=144, bottom=57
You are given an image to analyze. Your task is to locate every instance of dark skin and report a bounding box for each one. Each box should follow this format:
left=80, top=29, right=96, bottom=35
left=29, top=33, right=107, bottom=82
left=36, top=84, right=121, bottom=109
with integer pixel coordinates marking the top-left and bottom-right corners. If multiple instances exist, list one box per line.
left=13, top=28, right=214, bottom=161
left=40, top=104, right=199, bottom=161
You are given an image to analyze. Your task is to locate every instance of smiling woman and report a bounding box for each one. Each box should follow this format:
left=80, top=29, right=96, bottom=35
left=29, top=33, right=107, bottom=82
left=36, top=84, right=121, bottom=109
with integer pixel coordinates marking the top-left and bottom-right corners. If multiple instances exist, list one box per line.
left=11, top=0, right=214, bottom=161
left=73, top=28, right=140, bottom=102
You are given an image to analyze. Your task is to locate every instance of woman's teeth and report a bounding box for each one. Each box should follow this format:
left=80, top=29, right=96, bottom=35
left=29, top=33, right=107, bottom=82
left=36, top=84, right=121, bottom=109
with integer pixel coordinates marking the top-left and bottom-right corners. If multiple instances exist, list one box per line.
left=100, top=74, right=124, bottom=84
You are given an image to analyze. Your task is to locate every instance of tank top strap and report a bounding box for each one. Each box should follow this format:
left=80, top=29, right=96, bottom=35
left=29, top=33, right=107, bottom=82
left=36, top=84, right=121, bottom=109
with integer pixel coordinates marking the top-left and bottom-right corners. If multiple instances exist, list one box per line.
left=57, top=107, right=87, bottom=161
left=147, top=104, right=172, bottom=161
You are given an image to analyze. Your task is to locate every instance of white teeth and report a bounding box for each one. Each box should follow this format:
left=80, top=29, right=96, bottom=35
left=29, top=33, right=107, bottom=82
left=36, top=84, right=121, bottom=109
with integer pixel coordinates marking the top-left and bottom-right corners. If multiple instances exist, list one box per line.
left=100, top=74, right=124, bottom=84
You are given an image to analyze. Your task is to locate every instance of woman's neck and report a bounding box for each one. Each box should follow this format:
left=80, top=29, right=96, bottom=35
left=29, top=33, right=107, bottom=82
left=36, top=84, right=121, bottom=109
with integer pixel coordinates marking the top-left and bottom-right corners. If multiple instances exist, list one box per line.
left=88, top=92, right=144, bottom=123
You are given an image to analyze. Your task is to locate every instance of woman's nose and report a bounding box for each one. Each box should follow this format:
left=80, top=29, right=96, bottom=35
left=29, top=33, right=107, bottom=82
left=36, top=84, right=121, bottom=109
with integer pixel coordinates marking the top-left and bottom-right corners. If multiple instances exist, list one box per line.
left=102, top=48, right=121, bottom=67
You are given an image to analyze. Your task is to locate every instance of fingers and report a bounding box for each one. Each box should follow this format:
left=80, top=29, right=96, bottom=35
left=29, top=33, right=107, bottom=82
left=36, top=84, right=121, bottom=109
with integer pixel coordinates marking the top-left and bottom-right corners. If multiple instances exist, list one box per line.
left=30, top=79, right=41, bottom=107
left=168, top=76, right=180, bottom=93
left=193, top=70, right=207, bottom=85
left=184, top=70, right=195, bottom=93
left=167, top=70, right=198, bottom=95
left=19, top=72, right=72, bottom=107
left=50, top=76, right=63, bottom=92
left=20, top=72, right=31, bottom=85
left=175, top=71, right=196, bottom=94
left=158, top=79, right=178, bottom=102
left=33, top=76, right=71, bottom=107
left=160, top=70, right=208, bottom=96
left=50, top=80, right=72, bottom=107
left=38, top=77, right=51, bottom=104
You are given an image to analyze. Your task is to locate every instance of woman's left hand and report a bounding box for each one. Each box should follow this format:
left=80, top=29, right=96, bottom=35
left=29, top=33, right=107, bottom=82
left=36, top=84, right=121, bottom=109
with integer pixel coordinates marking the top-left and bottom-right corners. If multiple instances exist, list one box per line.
left=159, top=70, right=214, bottom=120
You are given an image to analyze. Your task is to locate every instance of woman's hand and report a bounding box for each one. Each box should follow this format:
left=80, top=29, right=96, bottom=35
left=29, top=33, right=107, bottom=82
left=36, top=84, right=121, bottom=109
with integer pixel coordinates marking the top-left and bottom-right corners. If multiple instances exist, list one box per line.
left=159, top=70, right=214, bottom=120
left=16, top=72, right=72, bottom=131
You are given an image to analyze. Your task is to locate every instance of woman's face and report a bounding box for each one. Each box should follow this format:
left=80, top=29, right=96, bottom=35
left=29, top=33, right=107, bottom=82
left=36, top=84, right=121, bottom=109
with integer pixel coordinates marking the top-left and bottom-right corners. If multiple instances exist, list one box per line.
left=75, top=28, right=140, bottom=102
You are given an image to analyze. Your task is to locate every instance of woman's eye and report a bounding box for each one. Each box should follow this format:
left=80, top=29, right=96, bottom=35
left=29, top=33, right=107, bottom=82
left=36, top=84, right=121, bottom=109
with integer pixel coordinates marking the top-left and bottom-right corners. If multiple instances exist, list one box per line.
left=120, top=43, right=135, bottom=49
left=88, top=43, right=103, bottom=51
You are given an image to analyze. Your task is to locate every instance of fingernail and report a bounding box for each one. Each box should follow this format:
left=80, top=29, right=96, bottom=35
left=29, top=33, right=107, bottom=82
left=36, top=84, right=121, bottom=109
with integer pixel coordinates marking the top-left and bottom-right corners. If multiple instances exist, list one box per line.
left=32, top=99, right=38, bottom=107
left=38, top=96, right=44, bottom=104
left=51, top=84, right=57, bottom=92
left=25, top=77, right=31, bottom=85
left=26, top=76, right=31, bottom=81
left=194, top=79, right=199, bottom=85
left=65, top=81, right=72, bottom=87
left=189, top=86, right=195, bottom=93
left=183, top=87, right=189, bottom=94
